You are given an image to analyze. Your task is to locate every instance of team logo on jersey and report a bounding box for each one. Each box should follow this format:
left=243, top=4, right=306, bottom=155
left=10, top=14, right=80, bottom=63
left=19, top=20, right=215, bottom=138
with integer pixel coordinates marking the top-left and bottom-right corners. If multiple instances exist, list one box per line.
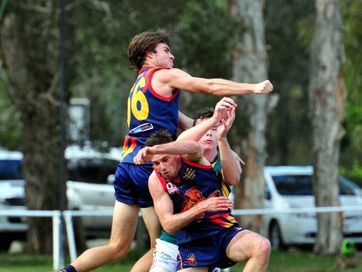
left=183, top=168, right=195, bottom=180
left=181, top=187, right=205, bottom=213
left=186, top=253, right=197, bottom=266
left=165, top=182, right=179, bottom=195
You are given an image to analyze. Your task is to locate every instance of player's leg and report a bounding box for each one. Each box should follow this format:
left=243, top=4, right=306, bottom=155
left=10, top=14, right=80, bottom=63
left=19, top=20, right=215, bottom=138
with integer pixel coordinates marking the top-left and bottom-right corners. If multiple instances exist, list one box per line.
left=131, top=206, right=161, bottom=272
left=225, top=230, right=271, bottom=272
left=69, top=201, right=139, bottom=272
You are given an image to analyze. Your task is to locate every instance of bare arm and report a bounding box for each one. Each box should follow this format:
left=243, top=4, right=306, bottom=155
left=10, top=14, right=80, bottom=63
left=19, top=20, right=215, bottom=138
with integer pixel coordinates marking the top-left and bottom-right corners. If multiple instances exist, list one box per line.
left=178, top=111, right=194, bottom=131
left=217, top=108, right=242, bottom=186
left=149, top=171, right=233, bottom=234
left=153, top=68, right=273, bottom=97
left=218, top=139, right=242, bottom=186
left=134, top=139, right=206, bottom=165
left=177, top=97, right=237, bottom=143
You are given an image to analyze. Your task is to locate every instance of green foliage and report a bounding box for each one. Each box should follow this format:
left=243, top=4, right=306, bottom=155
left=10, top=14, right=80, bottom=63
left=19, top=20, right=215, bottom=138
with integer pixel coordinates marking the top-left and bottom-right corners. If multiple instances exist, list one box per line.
left=340, top=0, right=362, bottom=168
left=0, top=86, right=21, bottom=149
left=177, top=0, right=236, bottom=78
left=341, top=165, right=362, bottom=186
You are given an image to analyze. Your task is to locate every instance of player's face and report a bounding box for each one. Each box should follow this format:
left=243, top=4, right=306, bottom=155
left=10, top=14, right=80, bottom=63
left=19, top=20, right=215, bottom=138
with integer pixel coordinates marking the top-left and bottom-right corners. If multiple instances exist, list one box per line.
left=195, top=118, right=218, bottom=153
left=152, top=154, right=180, bottom=180
left=152, top=43, right=174, bottom=68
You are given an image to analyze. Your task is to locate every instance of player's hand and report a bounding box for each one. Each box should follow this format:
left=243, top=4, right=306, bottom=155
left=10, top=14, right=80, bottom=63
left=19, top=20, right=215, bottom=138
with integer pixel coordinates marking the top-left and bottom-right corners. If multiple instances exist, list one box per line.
left=217, top=106, right=235, bottom=140
left=134, top=147, right=153, bottom=164
left=198, top=196, right=233, bottom=213
left=213, top=97, right=237, bottom=123
left=254, top=80, right=273, bottom=94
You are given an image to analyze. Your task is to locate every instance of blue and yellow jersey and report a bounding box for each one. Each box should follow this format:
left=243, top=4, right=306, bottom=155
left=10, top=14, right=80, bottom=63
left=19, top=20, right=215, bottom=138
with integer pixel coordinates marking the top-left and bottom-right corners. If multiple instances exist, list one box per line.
left=156, top=157, right=239, bottom=244
left=121, top=66, right=180, bottom=163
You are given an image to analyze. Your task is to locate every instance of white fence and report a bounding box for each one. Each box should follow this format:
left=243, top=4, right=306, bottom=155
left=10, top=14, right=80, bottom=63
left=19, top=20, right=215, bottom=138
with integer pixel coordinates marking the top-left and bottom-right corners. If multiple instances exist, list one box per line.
left=1, top=205, right=362, bottom=271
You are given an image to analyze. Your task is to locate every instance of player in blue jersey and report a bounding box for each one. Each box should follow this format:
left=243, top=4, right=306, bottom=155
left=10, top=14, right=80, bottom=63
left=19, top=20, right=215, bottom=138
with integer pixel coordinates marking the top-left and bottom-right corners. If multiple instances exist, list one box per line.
left=134, top=127, right=271, bottom=272
left=61, top=31, right=272, bottom=272
left=150, top=97, right=243, bottom=272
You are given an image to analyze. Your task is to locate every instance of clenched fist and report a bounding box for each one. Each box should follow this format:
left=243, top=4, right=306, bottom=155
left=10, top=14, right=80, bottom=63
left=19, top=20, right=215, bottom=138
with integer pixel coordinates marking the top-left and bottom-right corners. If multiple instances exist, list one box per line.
left=254, top=80, right=273, bottom=94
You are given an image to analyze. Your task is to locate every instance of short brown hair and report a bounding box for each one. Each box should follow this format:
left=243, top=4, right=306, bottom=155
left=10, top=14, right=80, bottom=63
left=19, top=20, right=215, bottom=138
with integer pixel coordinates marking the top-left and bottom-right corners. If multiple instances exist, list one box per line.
left=193, top=107, right=214, bottom=126
left=145, top=129, right=174, bottom=147
left=128, top=31, right=171, bottom=70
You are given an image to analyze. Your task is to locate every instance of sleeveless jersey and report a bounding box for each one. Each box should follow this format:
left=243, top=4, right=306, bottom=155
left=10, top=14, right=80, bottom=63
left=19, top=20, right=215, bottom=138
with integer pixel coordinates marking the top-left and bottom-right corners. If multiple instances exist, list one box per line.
left=121, top=66, right=180, bottom=163
left=155, top=157, right=239, bottom=244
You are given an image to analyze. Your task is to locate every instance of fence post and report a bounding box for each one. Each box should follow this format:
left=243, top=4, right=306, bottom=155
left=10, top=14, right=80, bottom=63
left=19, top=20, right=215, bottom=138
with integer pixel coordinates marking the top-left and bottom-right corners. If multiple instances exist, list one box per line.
left=53, top=211, right=62, bottom=271
left=64, top=211, right=77, bottom=261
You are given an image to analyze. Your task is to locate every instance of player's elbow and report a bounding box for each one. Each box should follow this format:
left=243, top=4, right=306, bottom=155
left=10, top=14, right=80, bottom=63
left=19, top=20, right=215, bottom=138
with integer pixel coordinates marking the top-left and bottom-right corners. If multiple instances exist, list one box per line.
left=225, top=175, right=240, bottom=187
left=190, top=141, right=202, bottom=153
left=162, top=221, right=178, bottom=235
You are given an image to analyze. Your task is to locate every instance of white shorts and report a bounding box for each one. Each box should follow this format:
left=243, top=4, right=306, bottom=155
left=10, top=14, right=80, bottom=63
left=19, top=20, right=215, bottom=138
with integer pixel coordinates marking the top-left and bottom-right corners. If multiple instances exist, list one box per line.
left=150, top=239, right=179, bottom=272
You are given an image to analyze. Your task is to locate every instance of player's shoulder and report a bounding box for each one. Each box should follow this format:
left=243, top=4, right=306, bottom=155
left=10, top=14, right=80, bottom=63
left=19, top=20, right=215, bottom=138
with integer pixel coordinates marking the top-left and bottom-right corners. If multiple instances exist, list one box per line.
left=155, top=67, right=189, bottom=78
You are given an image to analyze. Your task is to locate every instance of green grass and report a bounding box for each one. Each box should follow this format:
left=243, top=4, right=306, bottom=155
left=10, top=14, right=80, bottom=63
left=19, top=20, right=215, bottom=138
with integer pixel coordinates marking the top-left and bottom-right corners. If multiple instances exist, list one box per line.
left=0, top=249, right=361, bottom=272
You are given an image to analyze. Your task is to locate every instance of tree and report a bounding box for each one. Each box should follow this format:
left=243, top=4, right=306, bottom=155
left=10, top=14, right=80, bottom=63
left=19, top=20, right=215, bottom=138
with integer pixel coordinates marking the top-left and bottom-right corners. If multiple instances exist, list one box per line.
left=228, top=0, right=270, bottom=231
left=308, top=0, right=345, bottom=255
left=0, top=0, right=74, bottom=253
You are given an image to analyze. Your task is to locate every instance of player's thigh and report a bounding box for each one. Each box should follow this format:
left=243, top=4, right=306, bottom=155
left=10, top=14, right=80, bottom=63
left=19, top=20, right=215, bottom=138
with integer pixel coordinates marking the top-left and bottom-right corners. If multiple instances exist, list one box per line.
left=109, top=200, right=139, bottom=246
left=141, top=206, right=161, bottom=245
left=225, top=230, right=267, bottom=262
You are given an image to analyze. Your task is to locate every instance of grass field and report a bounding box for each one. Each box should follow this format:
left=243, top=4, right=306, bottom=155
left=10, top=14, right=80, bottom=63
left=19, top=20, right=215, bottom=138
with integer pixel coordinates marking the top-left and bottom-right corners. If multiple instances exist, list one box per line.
left=0, top=249, right=361, bottom=272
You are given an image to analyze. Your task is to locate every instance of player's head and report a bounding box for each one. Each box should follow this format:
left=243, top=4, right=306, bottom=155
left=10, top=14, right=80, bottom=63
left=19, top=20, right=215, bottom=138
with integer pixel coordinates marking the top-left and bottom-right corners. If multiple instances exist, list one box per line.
left=128, top=30, right=173, bottom=69
left=193, top=108, right=218, bottom=153
left=193, top=107, right=214, bottom=126
left=145, top=129, right=180, bottom=180
left=145, top=129, right=174, bottom=147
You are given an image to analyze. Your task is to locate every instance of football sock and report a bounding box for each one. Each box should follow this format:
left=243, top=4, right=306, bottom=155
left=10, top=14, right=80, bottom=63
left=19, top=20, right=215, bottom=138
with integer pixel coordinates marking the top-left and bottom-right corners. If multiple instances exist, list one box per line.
left=60, top=264, right=77, bottom=272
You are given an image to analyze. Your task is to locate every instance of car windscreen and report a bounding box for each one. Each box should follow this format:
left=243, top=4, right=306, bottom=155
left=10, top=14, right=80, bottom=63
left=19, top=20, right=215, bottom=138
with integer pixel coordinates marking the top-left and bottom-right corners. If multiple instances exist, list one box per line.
left=272, top=174, right=355, bottom=196
left=0, top=159, right=23, bottom=180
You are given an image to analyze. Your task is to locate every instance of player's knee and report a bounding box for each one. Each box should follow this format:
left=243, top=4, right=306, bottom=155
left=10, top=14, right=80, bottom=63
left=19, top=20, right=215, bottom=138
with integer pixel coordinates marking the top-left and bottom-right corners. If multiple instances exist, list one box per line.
left=108, top=240, right=130, bottom=260
left=255, top=237, right=271, bottom=260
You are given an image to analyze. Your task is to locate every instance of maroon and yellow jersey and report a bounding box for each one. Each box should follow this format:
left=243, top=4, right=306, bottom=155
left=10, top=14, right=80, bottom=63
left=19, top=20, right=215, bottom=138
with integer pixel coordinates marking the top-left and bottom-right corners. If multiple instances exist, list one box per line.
left=155, top=157, right=239, bottom=244
left=121, top=66, right=180, bottom=163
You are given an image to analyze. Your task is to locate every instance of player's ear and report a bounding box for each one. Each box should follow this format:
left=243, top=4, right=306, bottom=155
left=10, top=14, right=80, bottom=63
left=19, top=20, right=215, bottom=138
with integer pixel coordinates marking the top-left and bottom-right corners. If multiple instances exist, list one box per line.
left=146, top=50, right=155, bottom=59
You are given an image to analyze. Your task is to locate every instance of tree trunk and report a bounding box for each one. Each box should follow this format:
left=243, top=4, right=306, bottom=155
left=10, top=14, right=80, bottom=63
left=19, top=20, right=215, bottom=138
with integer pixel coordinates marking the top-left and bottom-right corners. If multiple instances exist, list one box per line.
left=308, top=0, right=345, bottom=255
left=228, top=0, right=269, bottom=232
left=0, top=1, right=69, bottom=253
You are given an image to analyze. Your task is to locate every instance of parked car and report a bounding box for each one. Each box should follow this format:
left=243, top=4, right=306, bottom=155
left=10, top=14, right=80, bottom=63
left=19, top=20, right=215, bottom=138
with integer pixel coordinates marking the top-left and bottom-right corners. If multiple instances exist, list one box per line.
left=0, top=149, right=26, bottom=251
left=260, top=166, right=362, bottom=250
left=0, top=145, right=121, bottom=251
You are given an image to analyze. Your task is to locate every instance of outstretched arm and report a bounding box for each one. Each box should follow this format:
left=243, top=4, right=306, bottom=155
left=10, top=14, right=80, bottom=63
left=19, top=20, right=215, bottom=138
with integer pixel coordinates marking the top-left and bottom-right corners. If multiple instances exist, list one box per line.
left=148, top=171, right=233, bottom=234
left=153, top=68, right=273, bottom=97
left=134, top=139, right=205, bottom=165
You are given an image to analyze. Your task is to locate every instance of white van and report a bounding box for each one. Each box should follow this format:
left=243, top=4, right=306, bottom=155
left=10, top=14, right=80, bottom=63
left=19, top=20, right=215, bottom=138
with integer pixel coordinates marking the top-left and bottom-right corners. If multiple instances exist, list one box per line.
left=260, top=166, right=362, bottom=249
